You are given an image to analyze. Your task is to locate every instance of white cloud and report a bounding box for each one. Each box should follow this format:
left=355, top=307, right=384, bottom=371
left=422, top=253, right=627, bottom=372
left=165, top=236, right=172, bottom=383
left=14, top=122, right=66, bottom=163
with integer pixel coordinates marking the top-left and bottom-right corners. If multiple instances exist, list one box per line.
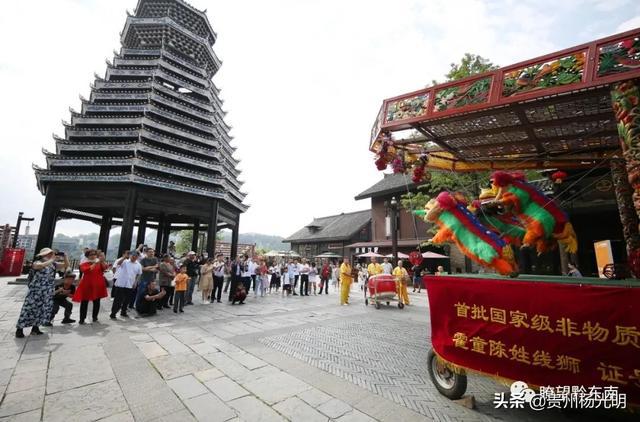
left=617, top=15, right=640, bottom=32
left=0, top=0, right=636, bottom=238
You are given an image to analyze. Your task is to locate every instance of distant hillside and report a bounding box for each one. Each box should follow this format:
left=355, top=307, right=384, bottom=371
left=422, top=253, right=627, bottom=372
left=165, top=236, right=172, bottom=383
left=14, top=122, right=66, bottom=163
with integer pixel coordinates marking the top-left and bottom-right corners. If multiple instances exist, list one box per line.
left=221, top=232, right=289, bottom=251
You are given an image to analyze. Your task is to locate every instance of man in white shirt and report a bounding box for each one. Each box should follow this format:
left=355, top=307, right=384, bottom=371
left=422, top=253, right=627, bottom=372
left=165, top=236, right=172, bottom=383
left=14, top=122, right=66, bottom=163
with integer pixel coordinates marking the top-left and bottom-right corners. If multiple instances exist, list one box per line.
left=291, top=259, right=300, bottom=296
left=111, top=250, right=130, bottom=299
left=110, top=252, right=142, bottom=319
left=245, top=257, right=255, bottom=296
left=299, top=259, right=310, bottom=296
left=382, top=257, right=393, bottom=275
left=212, top=253, right=225, bottom=303
left=240, top=255, right=253, bottom=293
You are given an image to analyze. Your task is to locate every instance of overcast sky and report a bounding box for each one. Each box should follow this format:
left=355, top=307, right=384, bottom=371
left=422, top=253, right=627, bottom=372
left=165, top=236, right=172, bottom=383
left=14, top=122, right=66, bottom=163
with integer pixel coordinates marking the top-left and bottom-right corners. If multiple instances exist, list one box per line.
left=1, top=0, right=639, bottom=239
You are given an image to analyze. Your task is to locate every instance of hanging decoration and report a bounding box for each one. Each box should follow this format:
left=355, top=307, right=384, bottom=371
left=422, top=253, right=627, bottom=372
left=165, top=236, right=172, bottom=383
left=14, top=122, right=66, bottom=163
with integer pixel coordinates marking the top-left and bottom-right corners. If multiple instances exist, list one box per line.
left=374, top=133, right=396, bottom=170
left=411, top=154, right=429, bottom=184
left=391, top=153, right=406, bottom=174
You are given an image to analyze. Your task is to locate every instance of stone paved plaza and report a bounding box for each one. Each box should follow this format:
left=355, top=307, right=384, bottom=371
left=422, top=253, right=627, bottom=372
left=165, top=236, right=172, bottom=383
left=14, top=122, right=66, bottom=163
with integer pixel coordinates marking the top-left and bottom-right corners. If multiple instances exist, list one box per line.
left=0, top=279, right=634, bottom=421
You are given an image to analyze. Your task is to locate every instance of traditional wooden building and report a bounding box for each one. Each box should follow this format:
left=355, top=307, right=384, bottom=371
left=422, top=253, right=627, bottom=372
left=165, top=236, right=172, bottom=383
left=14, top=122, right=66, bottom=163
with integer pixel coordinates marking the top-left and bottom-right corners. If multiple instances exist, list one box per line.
left=33, top=0, right=246, bottom=259
left=354, top=173, right=427, bottom=245
left=352, top=173, right=456, bottom=270
left=283, top=210, right=371, bottom=260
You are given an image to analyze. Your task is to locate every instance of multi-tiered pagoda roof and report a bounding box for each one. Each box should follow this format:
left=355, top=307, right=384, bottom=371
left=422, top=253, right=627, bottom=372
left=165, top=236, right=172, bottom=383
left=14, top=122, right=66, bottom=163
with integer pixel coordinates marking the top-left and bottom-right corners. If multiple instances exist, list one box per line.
left=34, top=0, right=245, bottom=212
left=32, top=0, right=246, bottom=258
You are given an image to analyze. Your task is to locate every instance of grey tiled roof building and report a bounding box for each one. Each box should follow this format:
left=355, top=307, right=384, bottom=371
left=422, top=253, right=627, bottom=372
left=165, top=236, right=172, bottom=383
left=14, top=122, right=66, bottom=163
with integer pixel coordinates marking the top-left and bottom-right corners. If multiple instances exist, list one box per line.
left=285, top=210, right=372, bottom=242
left=354, top=173, right=415, bottom=200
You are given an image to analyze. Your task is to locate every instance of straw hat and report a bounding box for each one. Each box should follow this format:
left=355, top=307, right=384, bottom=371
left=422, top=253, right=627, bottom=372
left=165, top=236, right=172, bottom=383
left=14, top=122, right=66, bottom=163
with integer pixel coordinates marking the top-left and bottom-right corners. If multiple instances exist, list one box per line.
left=37, top=247, right=55, bottom=257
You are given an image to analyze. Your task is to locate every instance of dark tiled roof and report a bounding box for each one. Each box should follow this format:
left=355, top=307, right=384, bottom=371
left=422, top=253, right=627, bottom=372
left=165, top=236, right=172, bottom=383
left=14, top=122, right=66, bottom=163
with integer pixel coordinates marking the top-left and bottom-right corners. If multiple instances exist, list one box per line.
left=355, top=173, right=415, bottom=200
left=284, top=210, right=371, bottom=243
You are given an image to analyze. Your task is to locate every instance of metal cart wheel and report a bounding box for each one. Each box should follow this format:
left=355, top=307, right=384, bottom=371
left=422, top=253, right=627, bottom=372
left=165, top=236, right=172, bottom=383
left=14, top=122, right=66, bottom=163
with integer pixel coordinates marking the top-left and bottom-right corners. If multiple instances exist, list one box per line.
left=365, top=298, right=368, bottom=306
left=375, top=302, right=381, bottom=309
left=386, top=302, right=390, bottom=306
left=427, top=349, right=467, bottom=400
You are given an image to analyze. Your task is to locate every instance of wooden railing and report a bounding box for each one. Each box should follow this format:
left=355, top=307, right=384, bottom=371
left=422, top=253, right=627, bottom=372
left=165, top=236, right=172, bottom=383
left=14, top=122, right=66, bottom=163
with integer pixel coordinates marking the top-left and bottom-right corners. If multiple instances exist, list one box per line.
left=371, top=27, right=640, bottom=148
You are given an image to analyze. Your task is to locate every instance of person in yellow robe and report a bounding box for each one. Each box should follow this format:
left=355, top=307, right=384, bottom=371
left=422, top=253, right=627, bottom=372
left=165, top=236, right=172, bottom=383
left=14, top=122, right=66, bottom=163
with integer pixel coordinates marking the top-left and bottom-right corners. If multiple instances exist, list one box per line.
left=392, top=260, right=410, bottom=305
left=367, top=257, right=383, bottom=277
left=339, top=257, right=354, bottom=305
left=366, top=257, right=383, bottom=293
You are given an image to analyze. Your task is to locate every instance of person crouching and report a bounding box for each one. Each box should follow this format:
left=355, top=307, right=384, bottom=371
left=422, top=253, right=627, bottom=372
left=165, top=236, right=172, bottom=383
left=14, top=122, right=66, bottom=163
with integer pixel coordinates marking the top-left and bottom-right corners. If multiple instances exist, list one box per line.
left=46, top=271, right=77, bottom=326
left=136, top=280, right=165, bottom=316
left=232, top=282, right=247, bottom=305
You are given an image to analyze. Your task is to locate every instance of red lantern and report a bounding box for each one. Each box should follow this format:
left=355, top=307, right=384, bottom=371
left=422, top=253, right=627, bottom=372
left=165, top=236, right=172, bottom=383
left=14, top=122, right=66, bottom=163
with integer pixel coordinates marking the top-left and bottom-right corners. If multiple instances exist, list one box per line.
left=551, top=170, right=568, bottom=184
left=409, top=251, right=423, bottom=266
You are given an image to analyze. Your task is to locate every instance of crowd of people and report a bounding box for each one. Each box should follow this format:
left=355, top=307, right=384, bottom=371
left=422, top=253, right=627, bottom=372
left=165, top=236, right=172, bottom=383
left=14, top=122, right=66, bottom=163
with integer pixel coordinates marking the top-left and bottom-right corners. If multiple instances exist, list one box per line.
left=17, top=245, right=409, bottom=337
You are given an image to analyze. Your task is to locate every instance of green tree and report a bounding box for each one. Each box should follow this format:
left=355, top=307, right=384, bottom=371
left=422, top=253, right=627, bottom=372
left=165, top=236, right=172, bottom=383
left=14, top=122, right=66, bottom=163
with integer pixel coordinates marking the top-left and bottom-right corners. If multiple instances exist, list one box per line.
left=254, top=246, right=269, bottom=256
left=432, top=53, right=498, bottom=85
left=175, top=230, right=192, bottom=255
left=175, top=230, right=223, bottom=255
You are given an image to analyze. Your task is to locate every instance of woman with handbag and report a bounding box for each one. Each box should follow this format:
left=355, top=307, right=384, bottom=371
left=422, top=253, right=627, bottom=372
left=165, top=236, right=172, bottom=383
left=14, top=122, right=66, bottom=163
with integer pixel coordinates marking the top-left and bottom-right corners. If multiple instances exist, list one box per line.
left=73, top=249, right=108, bottom=323
left=16, top=248, right=69, bottom=338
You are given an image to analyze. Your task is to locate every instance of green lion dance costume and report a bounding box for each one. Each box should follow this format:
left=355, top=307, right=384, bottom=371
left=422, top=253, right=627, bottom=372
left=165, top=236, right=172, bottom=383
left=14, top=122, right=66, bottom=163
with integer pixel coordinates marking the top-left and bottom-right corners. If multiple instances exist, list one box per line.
left=422, top=191, right=518, bottom=276
left=414, top=172, right=577, bottom=276
left=491, top=171, right=577, bottom=255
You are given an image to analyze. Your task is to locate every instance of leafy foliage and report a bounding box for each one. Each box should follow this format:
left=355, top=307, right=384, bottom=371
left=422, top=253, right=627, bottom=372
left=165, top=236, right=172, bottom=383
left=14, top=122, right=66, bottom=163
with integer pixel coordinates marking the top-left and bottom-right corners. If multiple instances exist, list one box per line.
left=175, top=230, right=193, bottom=255
left=432, top=53, right=498, bottom=85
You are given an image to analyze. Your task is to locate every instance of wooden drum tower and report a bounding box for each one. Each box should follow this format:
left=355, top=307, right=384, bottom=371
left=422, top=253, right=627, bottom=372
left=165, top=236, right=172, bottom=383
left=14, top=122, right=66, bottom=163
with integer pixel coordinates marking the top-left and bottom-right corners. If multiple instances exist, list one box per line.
left=33, top=0, right=247, bottom=258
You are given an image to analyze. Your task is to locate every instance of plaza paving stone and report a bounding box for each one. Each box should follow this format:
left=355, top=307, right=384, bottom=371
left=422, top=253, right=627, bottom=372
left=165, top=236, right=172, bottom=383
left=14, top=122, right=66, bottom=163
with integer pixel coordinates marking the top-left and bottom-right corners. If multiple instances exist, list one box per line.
left=0, top=277, right=636, bottom=421
left=316, top=398, right=353, bottom=419
left=204, top=376, right=250, bottom=402
left=272, top=397, right=328, bottom=422
left=227, top=396, right=285, bottom=422
left=43, top=379, right=128, bottom=422
left=167, top=374, right=210, bottom=400
left=184, top=393, right=237, bottom=422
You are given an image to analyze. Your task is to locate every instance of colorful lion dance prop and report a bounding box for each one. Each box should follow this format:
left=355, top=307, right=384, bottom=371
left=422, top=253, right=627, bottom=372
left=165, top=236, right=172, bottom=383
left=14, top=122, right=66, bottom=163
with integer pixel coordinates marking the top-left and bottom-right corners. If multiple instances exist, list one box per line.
left=491, top=171, right=577, bottom=254
left=468, top=187, right=527, bottom=246
left=422, top=191, right=518, bottom=276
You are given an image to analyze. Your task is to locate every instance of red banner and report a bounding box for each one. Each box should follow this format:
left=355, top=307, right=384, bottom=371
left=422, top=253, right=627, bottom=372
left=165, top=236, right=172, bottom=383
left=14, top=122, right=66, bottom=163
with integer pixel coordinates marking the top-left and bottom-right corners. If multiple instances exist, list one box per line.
left=425, top=275, right=640, bottom=404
